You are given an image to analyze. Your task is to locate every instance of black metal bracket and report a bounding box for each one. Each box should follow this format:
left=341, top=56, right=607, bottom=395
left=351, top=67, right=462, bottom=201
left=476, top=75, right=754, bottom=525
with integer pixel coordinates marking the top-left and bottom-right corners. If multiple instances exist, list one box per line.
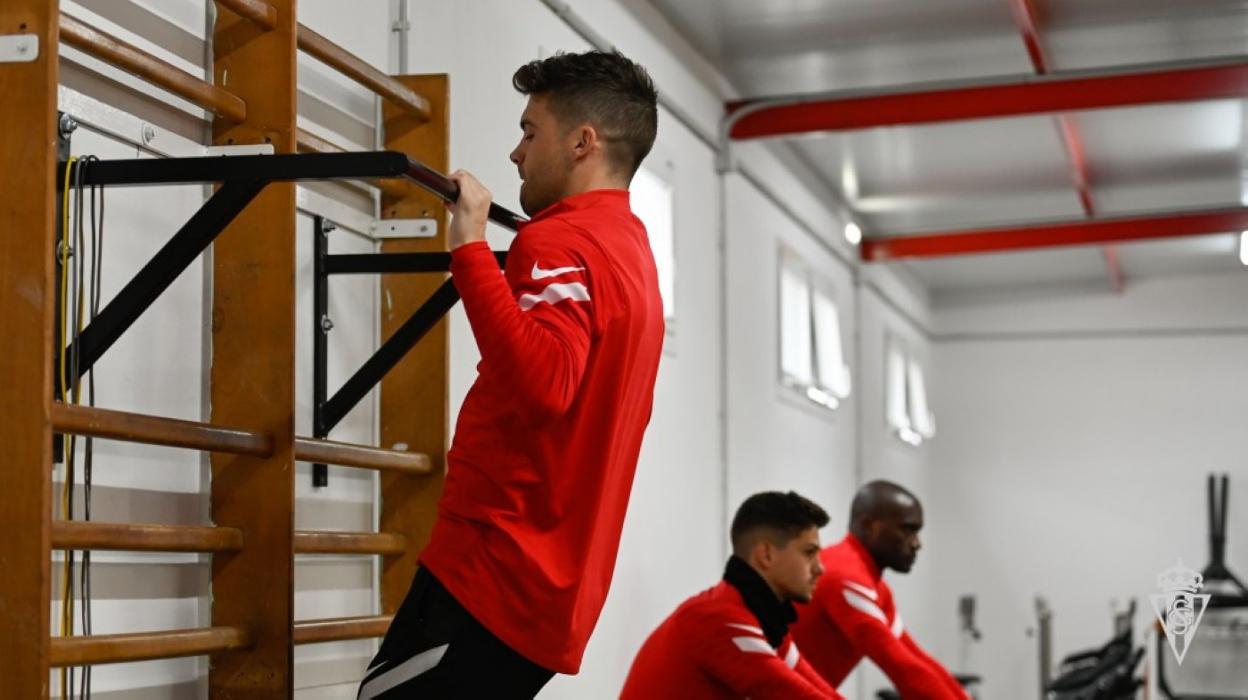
left=52, top=112, right=74, bottom=464
left=310, top=229, right=508, bottom=487
left=57, top=178, right=266, bottom=398
left=312, top=215, right=331, bottom=487
left=303, top=160, right=523, bottom=488
left=47, top=148, right=525, bottom=488
left=52, top=151, right=418, bottom=394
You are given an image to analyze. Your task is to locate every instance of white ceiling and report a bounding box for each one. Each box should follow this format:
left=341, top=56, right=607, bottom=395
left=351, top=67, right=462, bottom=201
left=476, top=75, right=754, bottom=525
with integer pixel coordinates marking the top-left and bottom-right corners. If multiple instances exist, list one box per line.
left=641, top=0, right=1248, bottom=294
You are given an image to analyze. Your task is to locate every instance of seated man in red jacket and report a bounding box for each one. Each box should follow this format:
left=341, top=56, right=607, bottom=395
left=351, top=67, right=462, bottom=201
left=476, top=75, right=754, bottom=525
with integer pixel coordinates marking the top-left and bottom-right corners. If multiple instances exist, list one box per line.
left=621, top=491, right=845, bottom=699
left=792, top=480, right=967, bottom=699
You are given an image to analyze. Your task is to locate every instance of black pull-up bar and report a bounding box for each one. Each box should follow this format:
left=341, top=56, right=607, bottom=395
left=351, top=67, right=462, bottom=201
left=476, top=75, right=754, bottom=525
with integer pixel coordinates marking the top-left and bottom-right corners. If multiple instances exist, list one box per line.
left=53, top=149, right=524, bottom=489
left=56, top=150, right=525, bottom=398
left=57, top=152, right=527, bottom=232
left=405, top=160, right=526, bottom=232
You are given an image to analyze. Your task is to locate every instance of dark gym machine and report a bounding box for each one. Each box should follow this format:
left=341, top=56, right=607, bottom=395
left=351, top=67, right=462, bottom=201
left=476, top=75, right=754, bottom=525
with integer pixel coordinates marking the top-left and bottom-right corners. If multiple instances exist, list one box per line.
left=1155, top=474, right=1248, bottom=699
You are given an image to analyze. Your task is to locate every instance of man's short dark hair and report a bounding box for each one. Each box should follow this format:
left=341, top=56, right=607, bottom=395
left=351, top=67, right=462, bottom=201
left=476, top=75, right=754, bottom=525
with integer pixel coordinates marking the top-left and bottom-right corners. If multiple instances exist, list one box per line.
left=730, top=491, right=830, bottom=555
left=513, top=50, right=658, bottom=177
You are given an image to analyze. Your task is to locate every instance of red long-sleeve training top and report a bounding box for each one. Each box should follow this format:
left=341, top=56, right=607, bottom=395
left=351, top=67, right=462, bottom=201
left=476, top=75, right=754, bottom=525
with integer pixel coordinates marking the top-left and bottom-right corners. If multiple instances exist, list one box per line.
left=791, top=534, right=968, bottom=699
left=419, top=189, right=664, bottom=674
left=620, top=577, right=844, bottom=699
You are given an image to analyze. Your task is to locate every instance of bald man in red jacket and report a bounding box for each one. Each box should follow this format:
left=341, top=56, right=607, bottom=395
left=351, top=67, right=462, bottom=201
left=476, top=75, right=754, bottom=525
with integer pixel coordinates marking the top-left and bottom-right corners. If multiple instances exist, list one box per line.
left=792, top=481, right=968, bottom=699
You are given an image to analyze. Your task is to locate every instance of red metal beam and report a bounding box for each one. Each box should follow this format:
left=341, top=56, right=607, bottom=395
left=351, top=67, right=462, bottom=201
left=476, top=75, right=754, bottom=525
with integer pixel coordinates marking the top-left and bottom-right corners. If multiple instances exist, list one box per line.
left=1010, top=0, right=1050, bottom=72
left=860, top=207, right=1248, bottom=261
left=1009, top=0, right=1124, bottom=291
left=1101, top=245, right=1125, bottom=292
left=1009, top=0, right=1095, bottom=210
left=726, top=60, right=1248, bottom=139
left=1053, top=114, right=1095, bottom=214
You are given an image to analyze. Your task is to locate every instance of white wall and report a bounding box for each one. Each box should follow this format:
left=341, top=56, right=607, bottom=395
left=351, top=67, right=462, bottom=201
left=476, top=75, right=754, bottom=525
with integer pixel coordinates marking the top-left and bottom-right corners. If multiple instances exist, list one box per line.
left=928, top=272, right=1248, bottom=699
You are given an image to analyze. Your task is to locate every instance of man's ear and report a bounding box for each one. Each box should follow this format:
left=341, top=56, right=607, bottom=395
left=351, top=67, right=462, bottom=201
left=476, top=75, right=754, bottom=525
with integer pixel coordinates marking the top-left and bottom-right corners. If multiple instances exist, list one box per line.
left=572, top=124, right=599, bottom=158
left=756, top=539, right=775, bottom=569
left=865, top=518, right=881, bottom=541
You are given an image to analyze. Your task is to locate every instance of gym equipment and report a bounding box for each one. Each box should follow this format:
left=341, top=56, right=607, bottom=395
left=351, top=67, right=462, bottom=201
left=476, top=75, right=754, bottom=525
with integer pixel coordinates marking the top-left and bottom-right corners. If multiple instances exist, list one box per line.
left=1155, top=474, right=1248, bottom=699
left=1034, top=598, right=1142, bottom=700
left=1037, top=597, right=1054, bottom=696
left=1202, top=474, right=1248, bottom=607
left=3, top=5, right=474, bottom=695
left=1044, top=628, right=1143, bottom=700
left=874, top=674, right=981, bottom=700
left=55, top=151, right=522, bottom=397
left=53, top=151, right=523, bottom=488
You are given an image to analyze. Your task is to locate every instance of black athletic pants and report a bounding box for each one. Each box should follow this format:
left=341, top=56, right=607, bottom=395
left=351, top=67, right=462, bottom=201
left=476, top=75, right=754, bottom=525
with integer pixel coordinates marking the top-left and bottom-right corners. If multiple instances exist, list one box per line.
left=357, top=567, right=554, bottom=699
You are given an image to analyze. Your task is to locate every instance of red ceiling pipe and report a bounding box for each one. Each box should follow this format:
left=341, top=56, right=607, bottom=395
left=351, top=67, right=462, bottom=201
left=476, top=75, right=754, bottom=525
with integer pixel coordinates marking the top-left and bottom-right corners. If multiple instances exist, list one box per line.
left=860, top=207, right=1248, bottom=261
left=726, top=61, right=1248, bottom=139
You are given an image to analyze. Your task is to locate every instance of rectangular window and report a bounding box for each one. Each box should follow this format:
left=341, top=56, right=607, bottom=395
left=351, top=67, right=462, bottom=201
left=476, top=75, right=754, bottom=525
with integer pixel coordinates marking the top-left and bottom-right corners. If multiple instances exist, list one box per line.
left=779, top=248, right=851, bottom=411
left=630, top=165, right=675, bottom=324
left=812, top=287, right=851, bottom=400
left=906, top=359, right=936, bottom=439
left=885, top=336, right=935, bottom=445
left=780, top=263, right=814, bottom=386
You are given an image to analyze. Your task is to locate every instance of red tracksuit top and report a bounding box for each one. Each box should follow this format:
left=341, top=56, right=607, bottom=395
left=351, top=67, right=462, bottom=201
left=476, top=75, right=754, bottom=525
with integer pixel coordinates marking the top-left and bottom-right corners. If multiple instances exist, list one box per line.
left=791, top=534, right=968, bottom=699
left=621, top=561, right=844, bottom=700
left=419, top=189, right=664, bottom=674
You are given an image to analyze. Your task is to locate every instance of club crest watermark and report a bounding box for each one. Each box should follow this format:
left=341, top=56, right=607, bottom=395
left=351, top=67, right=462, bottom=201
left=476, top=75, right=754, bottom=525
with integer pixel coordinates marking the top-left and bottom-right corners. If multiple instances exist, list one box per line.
left=1150, top=559, right=1210, bottom=664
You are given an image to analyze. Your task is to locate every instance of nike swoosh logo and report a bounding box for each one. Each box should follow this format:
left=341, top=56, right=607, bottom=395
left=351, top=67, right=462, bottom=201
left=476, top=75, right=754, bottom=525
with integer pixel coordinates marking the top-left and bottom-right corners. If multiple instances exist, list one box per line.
left=531, top=262, right=585, bottom=280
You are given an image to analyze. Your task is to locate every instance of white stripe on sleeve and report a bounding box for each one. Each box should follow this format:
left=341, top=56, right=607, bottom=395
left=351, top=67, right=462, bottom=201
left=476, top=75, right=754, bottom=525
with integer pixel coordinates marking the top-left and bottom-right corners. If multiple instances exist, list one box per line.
left=785, top=642, right=800, bottom=668
left=518, top=281, right=590, bottom=311
left=844, top=580, right=879, bottom=601
left=891, top=609, right=905, bottom=638
left=732, top=636, right=774, bottom=655
left=843, top=588, right=889, bottom=625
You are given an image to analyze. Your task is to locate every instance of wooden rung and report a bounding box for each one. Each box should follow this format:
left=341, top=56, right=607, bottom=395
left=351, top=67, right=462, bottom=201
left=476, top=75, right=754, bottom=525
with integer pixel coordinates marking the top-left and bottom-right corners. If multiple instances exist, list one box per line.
left=51, top=626, right=251, bottom=666
left=59, top=14, right=246, bottom=122
left=295, top=129, right=410, bottom=201
left=295, top=25, right=430, bottom=121
left=51, top=403, right=273, bottom=457
left=293, top=615, right=392, bottom=645
left=294, top=530, right=406, bottom=556
left=294, top=436, right=431, bottom=475
left=295, top=128, right=345, bottom=155
left=52, top=521, right=244, bottom=553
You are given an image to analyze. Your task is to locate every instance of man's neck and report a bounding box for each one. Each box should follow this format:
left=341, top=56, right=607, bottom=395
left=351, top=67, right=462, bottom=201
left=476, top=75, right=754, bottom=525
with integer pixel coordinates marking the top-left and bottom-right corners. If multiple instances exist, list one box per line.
left=723, top=556, right=796, bottom=649
left=754, top=565, right=787, bottom=603
left=848, top=531, right=886, bottom=578
left=562, top=167, right=628, bottom=197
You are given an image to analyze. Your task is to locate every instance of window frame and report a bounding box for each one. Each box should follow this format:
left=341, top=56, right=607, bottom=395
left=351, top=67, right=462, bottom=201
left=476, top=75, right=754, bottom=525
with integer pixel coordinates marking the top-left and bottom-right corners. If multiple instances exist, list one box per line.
left=776, top=245, right=851, bottom=413
left=884, top=333, right=935, bottom=446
